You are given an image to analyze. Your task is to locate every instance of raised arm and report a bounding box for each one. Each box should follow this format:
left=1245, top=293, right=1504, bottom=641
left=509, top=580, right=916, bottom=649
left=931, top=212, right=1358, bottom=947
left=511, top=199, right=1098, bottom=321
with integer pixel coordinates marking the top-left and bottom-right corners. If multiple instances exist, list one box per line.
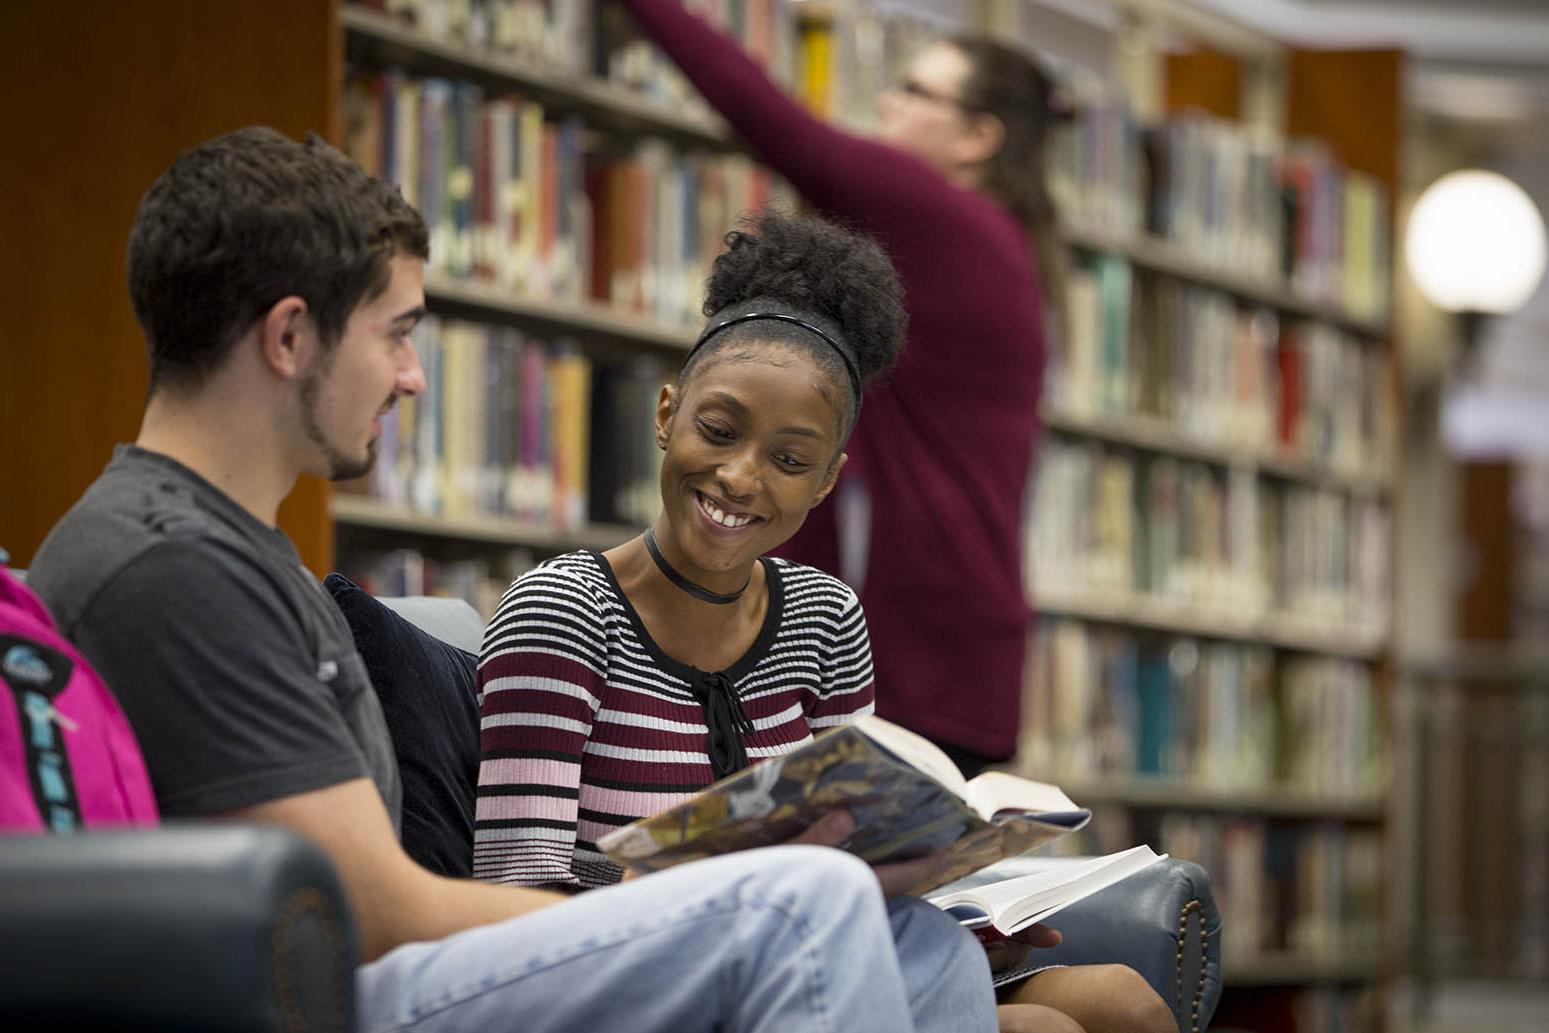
left=473, top=566, right=608, bottom=887
left=620, top=0, right=978, bottom=238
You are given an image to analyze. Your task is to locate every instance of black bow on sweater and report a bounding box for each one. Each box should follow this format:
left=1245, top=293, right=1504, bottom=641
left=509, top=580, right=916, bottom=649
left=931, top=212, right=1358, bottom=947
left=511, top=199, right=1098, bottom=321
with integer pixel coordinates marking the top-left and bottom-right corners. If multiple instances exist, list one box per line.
left=691, top=670, right=755, bottom=780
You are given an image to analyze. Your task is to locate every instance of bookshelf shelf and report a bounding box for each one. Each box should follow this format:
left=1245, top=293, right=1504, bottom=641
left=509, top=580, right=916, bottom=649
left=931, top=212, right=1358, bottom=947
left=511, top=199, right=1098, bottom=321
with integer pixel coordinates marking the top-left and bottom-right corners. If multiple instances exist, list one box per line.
left=1040, top=406, right=1389, bottom=497
left=1224, top=952, right=1384, bottom=986
left=1034, top=587, right=1386, bottom=660
left=1050, top=777, right=1385, bottom=822
left=424, top=273, right=696, bottom=355
left=342, top=5, right=730, bottom=150
left=1063, top=224, right=1389, bottom=338
left=331, top=494, right=639, bottom=552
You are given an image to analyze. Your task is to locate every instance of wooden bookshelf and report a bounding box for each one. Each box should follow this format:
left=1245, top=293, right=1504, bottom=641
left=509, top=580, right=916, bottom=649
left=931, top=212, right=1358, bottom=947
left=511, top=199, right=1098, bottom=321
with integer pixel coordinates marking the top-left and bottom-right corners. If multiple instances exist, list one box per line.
left=1034, top=586, right=1386, bottom=660
left=1050, top=777, right=1386, bottom=822
left=425, top=274, right=696, bottom=355
left=1041, top=405, right=1389, bottom=497
left=332, top=493, right=637, bottom=552
left=332, top=10, right=1404, bottom=1010
left=341, top=5, right=730, bottom=150
left=1063, top=224, right=1389, bottom=338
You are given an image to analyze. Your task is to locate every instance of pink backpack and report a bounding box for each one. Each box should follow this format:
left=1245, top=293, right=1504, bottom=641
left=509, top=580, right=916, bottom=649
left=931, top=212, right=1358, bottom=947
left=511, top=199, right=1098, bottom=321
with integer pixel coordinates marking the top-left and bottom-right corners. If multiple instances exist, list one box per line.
left=1, top=566, right=158, bottom=831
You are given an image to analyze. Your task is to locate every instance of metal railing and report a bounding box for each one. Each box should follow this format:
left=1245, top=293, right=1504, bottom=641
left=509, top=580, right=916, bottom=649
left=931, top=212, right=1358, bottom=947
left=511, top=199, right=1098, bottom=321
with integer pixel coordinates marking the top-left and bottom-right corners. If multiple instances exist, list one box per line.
left=1400, top=646, right=1549, bottom=1017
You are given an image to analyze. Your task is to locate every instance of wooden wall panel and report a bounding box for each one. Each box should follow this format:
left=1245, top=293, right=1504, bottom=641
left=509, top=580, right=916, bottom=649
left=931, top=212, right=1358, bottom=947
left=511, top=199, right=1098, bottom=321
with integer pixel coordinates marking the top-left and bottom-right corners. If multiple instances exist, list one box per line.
left=0, top=0, right=339, bottom=573
left=1286, top=48, right=1402, bottom=198
left=1164, top=47, right=1241, bottom=121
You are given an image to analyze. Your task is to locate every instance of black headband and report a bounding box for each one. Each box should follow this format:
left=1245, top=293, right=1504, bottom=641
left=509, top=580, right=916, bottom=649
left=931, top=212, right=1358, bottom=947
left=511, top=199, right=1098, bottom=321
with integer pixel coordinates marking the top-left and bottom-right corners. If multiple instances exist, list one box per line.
left=688, top=312, right=863, bottom=407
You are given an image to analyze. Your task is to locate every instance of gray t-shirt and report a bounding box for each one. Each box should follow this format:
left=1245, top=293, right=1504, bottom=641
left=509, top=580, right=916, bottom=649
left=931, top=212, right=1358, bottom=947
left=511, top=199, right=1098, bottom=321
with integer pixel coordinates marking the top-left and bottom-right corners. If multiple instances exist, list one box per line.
left=29, top=445, right=401, bottom=829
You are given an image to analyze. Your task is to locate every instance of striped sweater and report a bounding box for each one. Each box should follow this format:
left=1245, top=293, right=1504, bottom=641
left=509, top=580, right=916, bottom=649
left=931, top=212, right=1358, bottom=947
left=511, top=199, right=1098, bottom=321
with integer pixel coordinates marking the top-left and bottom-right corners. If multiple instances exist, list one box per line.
left=473, top=550, right=875, bottom=888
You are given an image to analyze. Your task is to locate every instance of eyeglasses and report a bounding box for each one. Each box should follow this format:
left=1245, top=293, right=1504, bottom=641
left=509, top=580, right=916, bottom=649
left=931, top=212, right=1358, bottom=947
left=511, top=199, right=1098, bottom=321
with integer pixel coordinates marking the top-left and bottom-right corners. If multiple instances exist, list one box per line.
left=894, top=78, right=973, bottom=112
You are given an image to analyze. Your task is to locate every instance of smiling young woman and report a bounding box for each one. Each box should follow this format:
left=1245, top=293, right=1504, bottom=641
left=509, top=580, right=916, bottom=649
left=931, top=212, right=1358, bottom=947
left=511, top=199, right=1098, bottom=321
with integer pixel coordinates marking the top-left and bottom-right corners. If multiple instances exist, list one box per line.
left=472, top=211, right=905, bottom=889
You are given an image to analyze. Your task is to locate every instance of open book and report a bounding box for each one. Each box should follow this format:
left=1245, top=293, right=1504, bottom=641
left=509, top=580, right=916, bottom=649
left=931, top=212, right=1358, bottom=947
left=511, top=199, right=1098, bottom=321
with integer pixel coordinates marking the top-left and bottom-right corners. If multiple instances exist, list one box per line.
left=928, top=844, right=1167, bottom=937
left=597, top=715, right=1091, bottom=895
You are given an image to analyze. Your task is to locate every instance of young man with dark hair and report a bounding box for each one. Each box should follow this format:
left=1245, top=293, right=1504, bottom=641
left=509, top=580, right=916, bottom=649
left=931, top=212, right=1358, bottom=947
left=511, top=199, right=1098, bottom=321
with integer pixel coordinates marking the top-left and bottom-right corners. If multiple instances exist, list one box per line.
left=27, top=127, right=999, bottom=1033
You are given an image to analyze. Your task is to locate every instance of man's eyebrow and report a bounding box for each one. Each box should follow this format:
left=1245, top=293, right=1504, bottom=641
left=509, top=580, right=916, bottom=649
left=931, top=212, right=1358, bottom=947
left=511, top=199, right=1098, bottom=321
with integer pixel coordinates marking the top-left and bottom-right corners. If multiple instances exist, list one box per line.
left=391, top=305, right=428, bottom=326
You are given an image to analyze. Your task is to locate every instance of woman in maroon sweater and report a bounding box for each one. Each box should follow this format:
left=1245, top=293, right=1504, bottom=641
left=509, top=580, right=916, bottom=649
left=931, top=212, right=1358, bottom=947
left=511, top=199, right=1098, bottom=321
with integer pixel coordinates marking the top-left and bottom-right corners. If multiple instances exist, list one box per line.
left=622, top=0, right=1053, bottom=775
left=620, top=6, right=1177, bottom=1033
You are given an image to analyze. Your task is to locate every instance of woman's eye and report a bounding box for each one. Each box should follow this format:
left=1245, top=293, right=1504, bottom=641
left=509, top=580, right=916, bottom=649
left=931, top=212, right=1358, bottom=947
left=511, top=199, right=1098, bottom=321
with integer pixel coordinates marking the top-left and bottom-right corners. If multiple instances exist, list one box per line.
left=698, top=419, right=734, bottom=441
left=774, top=453, right=811, bottom=471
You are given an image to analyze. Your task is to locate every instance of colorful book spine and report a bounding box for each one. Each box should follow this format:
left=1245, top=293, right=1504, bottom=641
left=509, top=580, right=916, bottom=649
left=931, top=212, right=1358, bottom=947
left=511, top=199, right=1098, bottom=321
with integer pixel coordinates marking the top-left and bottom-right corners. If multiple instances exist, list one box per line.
left=350, top=317, right=645, bottom=532
left=340, top=544, right=535, bottom=619
left=344, top=69, right=784, bottom=322
left=1027, top=441, right=1388, bottom=635
left=1020, top=618, right=1384, bottom=797
left=1050, top=256, right=1391, bottom=477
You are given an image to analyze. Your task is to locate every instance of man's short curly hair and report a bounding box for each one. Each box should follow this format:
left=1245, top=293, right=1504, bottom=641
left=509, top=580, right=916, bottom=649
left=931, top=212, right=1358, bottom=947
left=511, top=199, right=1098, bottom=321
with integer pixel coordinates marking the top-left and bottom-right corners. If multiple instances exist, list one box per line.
left=127, top=126, right=428, bottom=393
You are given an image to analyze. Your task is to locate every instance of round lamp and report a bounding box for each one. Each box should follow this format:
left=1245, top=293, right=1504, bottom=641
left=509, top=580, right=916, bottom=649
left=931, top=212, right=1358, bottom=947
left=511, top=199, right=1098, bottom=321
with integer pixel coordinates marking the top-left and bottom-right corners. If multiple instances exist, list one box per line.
left=1405, top=169, right=1548, bottom=314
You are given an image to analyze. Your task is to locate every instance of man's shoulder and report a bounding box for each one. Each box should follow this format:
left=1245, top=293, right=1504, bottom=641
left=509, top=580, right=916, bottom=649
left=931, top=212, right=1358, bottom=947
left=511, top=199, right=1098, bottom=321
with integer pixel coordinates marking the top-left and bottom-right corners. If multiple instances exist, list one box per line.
left=30, top=460, right=268, bottom=634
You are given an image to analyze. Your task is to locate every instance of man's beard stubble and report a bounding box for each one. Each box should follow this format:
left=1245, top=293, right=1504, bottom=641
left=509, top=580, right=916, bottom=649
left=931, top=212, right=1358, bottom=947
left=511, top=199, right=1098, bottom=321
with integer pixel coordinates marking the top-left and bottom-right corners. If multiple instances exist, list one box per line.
left=299, top=368, right=384, bottom=483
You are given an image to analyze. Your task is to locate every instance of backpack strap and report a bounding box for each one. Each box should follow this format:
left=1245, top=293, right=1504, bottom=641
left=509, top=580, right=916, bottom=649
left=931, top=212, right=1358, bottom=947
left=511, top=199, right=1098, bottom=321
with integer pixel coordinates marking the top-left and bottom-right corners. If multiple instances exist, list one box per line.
left=1, top=633, right=84, bottom=832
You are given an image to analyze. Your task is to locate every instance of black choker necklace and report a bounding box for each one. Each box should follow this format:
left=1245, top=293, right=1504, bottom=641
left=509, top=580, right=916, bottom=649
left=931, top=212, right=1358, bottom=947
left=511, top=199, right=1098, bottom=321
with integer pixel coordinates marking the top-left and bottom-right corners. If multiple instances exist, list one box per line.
left=643, top=527, right=750, bottom=605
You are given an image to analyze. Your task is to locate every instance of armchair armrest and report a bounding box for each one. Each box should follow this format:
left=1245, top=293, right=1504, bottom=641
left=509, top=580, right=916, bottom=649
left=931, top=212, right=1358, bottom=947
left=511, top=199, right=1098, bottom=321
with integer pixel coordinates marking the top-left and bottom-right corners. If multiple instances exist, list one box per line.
left=0, top=824, right=357, bottom=1032
left=992, top=857, right=1222, bottom=1033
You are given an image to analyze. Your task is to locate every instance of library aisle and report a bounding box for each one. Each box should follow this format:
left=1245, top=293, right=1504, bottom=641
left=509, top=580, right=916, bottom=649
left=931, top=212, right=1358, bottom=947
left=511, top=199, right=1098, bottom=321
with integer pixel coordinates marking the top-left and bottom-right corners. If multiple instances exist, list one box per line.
left=2, top=3, right=1546, bottom=1033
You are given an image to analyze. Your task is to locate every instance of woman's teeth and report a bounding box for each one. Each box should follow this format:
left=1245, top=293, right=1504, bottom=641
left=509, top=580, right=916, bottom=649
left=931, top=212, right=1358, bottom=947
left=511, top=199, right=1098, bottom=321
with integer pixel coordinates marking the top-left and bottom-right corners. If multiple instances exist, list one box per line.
left=700, top=493, right=754, bottom=528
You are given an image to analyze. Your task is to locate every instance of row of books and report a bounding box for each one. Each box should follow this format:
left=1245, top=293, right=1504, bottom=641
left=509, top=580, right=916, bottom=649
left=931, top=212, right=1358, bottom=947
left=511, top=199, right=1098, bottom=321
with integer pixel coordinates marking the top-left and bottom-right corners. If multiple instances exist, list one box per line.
left=339, top=546, right=535, bottom=620
left=1025, top=441, right=1391, bottom=633
left=787, top=4, right=938, bottom=129
left=599, top=0, right=795, bottom=114
left=1063, top=811, right=1382, bottom=964
left=343, top=70, right=781, bottom=325
left=358, top=2, right=1391, bottom=328
left=359, top=1, right=799, bottom=113
left=363, top=315, right=666, bottom=530
left=1020, top=619, right=1384, bottom=796
left=364, top=0, right=593, bottom=72
left=1047, top=94, right=1144, bottom=237
left=1055, top=252, right=1392, bottom=476
left=1052, top=105, right=1392, bottom=321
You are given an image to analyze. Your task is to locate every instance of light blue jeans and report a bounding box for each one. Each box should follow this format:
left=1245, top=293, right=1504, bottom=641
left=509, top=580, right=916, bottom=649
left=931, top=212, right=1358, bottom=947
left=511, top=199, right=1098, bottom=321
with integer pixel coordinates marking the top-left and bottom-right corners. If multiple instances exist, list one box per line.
left=357, top=845, right=996, bottom=1033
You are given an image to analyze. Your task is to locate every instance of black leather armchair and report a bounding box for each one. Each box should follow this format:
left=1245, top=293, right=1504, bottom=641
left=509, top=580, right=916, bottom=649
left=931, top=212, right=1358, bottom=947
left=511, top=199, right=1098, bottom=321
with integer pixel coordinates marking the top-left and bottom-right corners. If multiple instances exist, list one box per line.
left=1003, top=857, right=1223, bottom=1033
left=0, top=812, right=1220, bottom=1033
left=0, top=825, right=356, bottom=1032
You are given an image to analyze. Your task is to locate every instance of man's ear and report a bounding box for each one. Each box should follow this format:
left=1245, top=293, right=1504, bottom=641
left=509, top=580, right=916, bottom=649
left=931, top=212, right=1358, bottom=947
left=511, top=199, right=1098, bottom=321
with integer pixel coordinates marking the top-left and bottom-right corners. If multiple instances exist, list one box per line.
left=258, top=296, right=313, bottom=380
left=811, top=452, right=849, bottom=509
left=654, top=382, right=679, bottom=450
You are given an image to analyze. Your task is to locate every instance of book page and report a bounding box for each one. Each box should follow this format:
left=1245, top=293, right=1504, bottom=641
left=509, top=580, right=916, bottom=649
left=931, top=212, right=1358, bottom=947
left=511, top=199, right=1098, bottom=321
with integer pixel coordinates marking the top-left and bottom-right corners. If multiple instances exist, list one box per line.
left=963, top=770, right=1084, bottom=823
left=854, top=714, right=969, bottom=797
left=928, top=845, right=1164, bottom=934
left=598, top=716, right=1085, bottom=896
